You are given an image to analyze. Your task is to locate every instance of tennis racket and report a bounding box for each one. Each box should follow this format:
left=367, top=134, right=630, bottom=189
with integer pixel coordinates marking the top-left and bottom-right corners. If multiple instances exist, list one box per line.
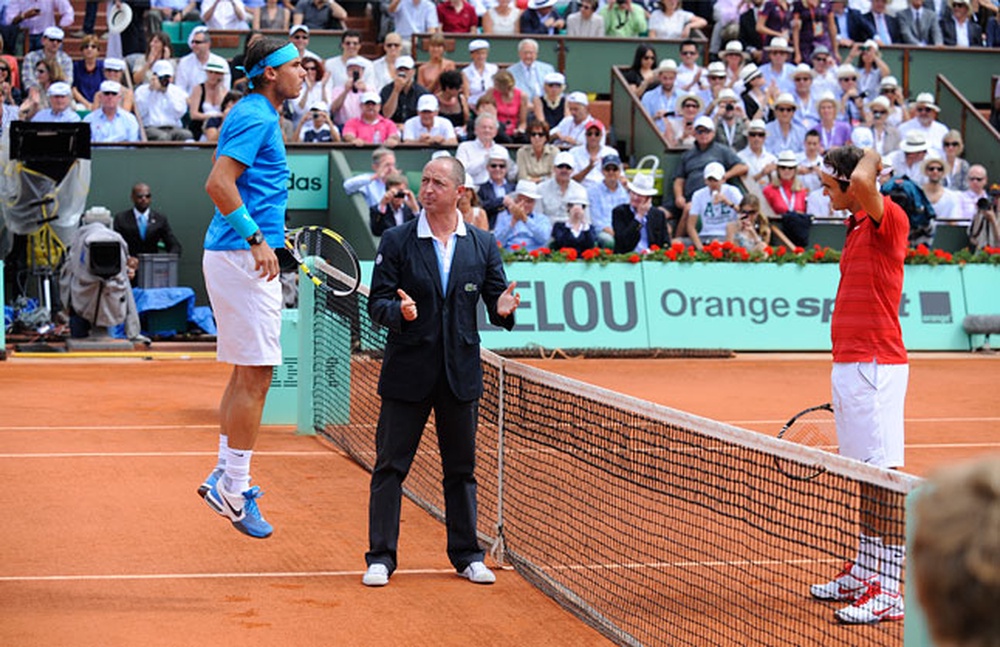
left=774, top=403, right=838, bottom=481
left=285, top=226, right=361, bottom=298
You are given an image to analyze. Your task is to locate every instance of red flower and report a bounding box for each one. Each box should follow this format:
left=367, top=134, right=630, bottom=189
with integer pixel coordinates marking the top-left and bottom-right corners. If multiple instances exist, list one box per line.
left=739, top=250, right=750, bottom=261
left=763, top=245, right=773, bottom=256
left=649, top=244, right=661, bottom=252
left=561, top=248, right=578, bottom=261
left=581, top=248, right=600, bottom=260
left=511, top=243, right=522, bottom=251
left=710, top=249, right=723, bottom=259
left=665, top=249, right=678, bottom=261
left=671, top=240, right=685, bottom=252
left=529, top=249, right=540, bottom=258
left=916, top=243, right=930, bottom=256
left=721, top=240, right=735, bottom=251
left=628, top=253, right=641, bottom=264
left=603, top=248, right=612, bottom=255
left=793, top=246, right=805, bottom=254
left=776, top=245, right=788, bottom=256
left=688, top=249, right=697, bottom=257
left=538, top=247, right=551, bottom=255
left=814, top=249, right=825, bottom=260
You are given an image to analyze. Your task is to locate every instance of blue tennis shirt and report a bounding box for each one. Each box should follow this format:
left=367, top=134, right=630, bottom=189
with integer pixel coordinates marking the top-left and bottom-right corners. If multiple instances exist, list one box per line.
left=204, top=93, right=288, bottom=251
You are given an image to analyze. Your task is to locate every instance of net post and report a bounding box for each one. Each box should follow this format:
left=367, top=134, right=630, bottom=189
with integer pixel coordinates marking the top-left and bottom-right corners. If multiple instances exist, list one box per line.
left=296, top=264, right=316, bottom=435
left=490, top=356, right=507, bottom=567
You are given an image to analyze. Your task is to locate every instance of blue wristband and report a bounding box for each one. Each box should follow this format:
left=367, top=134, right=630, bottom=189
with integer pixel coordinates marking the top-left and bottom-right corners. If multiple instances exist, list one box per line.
left=223, top=205, right=258, bottom=239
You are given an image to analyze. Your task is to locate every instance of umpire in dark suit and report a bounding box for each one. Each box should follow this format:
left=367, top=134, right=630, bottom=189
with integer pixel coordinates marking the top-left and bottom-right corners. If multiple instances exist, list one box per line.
left=363, top=156, right=521, bottom=588
left=112, top=182, right=182, bottom=258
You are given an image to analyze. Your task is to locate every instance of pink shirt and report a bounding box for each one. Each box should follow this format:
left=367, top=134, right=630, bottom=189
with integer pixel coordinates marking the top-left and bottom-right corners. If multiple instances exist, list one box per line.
left=342, top=115, right=399, bottom=144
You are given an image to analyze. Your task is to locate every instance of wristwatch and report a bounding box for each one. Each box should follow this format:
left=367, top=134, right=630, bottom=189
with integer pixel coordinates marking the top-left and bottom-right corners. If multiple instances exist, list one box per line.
left=246, top=230, right=264, bottom=246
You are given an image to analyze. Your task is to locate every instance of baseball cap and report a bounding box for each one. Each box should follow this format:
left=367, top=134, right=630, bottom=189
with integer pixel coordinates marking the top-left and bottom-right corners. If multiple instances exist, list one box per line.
left=48, top=82, right=71, bottom=97
left=151, top=60, right=174, bottom=77
left=309, top=100, right=329, bottom=113
left=515, top=179, right=541, bottom=200
left=346, top=56, right=367, bottom=68
left=693, top=115, right=715, bottom=131
left=703, top=162, right=726, bottom=180
left=567, top=91, right=589, bottom=106
left=468, top=39, right=490, bottom=52
left=554, top=151, right=575, bottom=168
left=601, top=153, right=622, bottom=169
left=544, top=72, right=565, bottom=86
left=361, top=91, right=381, bottom=104
left=417, top=94, right=439, bottom=112
left=43, top=26, right=65, bottom=40
left=488, top=145, right=510, bottom=161
left=103, top=57, right=125, bottom=72
left=395, top=56, right=415, bottom=70
left=289, top=24, right=309, bottom=36
left=99, top=80, right=122, bottom=94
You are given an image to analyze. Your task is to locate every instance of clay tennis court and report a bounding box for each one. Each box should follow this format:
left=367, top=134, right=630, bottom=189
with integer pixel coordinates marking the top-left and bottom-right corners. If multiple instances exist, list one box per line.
left=1, top=352, right=997, bottom=645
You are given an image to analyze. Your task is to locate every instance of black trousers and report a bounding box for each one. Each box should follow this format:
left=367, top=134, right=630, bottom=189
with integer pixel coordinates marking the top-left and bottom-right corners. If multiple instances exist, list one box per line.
left=366, top=376, right=483, bottom=574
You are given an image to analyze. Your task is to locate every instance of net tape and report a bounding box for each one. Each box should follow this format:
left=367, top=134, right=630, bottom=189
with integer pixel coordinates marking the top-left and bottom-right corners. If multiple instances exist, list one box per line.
left=309, top=281, right=921, bottom=647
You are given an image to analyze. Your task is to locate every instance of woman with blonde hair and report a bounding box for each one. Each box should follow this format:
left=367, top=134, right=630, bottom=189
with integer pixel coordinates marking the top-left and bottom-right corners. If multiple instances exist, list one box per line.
left=482, top=0, right=520, bottom=35
left=19, top=59, right=65, bottom=121
left=941, top=129, right=970, bottom=192
left=418, top=33, right=457, bottom=95
left=763, top=151, right=810, bottom=247
left=491, top=69, right=529, bottom=143
left=726, top=194, right=772, bottom=253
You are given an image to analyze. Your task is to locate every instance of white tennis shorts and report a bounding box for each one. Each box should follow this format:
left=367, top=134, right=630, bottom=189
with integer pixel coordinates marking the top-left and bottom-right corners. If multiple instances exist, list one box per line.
left=831, top=360, right=909, bottom=469
left=203, top=249, right=282, bottom=366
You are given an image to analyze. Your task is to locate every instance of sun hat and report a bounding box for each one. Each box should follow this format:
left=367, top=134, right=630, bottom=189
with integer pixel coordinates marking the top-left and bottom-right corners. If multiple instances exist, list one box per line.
left=739, top=63, right=762, bottom=84
left=900, top=131, right=929, bottom=154
left=628, top=172, right=658, bottom=196
left=773, top=92, right=796, bottom=108
left=108, top=2, right=133, bottom=34
left=766, top=37, right=793, bottom=53
left=99, top=80, right=122, bottom=94
left=657, top=59, right=678, bottom=73
left=205, top=59, right=227, bottom=74
left=792, top=63, right=814, bottom=79
left=47, top=82, right=71, bottom=96
left=836, top=63, right=858, bottom=79
left=747, top=118, right=767, bottom=133
left=103, top=57, right=125, bottom=72
left=707, top=62, right=727, bottom=78
left=776, top=151, right=799, bottom=167
left=678, top=93, right=703, bottom=110
left=468, top=39, right=490, bottom=52
left=43, top=26, right=65, bottom=40
left=913, top=92, right=940, bottom=112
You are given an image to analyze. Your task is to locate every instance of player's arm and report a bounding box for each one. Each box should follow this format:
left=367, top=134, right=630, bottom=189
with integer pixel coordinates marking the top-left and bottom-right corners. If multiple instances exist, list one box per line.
left=206, top=155, right=279, bottom=279
left=850, top=147, right=884, bottom=223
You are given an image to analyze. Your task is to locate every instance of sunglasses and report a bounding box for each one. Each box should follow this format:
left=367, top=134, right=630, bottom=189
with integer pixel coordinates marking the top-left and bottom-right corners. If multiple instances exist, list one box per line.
left=556, top=164, right=573, bottom=169
left=926, top=166, right=944, bottom=172
left=385, top=42, right=401, bottom=48
left=292, top=34, right=309, bottom=39
left=969, top=176, right=986, bottom=182
left=775, top=107, right=795, bottom=112
left=739, top=210, right=757, bottom=216
left=748, top=132, right=765, bottom=137
left=682, top=103, right=699, bottom=109
left=603, top=165, right=620, bottom=171
left=916, top=107, right=933, bottom=113
left=36, top=68, right=48, bottom=74
left=303, top=66, right=317, bottom=71
left=872, top=110, right=886, bottom=116
left=943, top=141, right=960, bottom=147
left=586, top=130, right=602, bottom=135
left=681, top=51, right=698, bottom=56
left=101, top=90, right=119, bottom=95
left=83, top=44, right=98, bottom=49
left=489, top=163, right=507, bottom=168
left=813, top=56, right=829, bottom=62
left=191, top=39, right=207, bottom=45
left=135, top=193, right=151, bottom=198
left=840, top=76, right=857, bottom=82
left=643, top=55, right=656, bottom=60
left=529, top=132, right=547, bottom=137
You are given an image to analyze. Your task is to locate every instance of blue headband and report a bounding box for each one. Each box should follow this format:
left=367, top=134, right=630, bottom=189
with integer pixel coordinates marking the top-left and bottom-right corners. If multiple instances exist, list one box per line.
left=237, top=43, right=299, bottom=89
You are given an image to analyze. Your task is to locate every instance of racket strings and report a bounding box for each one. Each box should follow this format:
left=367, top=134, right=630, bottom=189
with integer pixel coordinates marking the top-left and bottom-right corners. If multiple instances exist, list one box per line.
left=292, top=228, right=361, bottom=297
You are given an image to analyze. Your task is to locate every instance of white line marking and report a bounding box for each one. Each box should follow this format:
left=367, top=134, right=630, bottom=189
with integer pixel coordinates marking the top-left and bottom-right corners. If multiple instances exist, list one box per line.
left=0, top=451, right=336, bottom=459
left=0, top=568, right=462, bottom=583
left=0, top=425, right=219, bottom=431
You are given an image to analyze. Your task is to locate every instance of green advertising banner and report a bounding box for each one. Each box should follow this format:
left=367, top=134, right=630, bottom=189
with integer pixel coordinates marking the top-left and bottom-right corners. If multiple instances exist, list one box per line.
left=287, top=154, right=329, bottom=210
left=899, top=266, right=969, bottom=351
left=479, top=263, right=651, bottom=349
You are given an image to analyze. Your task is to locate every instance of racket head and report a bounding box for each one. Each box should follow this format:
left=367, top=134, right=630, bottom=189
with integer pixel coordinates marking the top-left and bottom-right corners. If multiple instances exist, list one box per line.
left=287, top=226, right=361, bottom=298
left=774, top=403, right=837, bottom=481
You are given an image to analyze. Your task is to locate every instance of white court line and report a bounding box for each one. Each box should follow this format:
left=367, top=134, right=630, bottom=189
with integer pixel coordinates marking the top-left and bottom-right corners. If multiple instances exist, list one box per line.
left=0, top=425, right=219, bottom=431
left=0, top=451, right=337, bottom=459
left=0, top=568, right=465, bottom=583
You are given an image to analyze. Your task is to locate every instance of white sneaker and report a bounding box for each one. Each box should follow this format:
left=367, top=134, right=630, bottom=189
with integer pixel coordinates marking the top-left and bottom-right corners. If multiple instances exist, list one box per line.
left=835, top=581, right=904, bottom=624
left=362, top=563, right=390, bottom=587
left=810, top=562, right=876, bottom=601
left=459, top=561, right=496, bottom=584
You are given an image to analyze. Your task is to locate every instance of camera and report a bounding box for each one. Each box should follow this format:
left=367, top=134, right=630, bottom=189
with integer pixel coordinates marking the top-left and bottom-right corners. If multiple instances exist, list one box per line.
left=858, top=91, right=868, bottom=100
left=725, top=103, right=735, bottom=112
left=352, top=69, right=360, bottom=82
left=394, top=191, right=406, bottom=198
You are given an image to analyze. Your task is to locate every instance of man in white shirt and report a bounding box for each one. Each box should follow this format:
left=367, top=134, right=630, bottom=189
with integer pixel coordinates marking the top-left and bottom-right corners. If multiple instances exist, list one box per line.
left=886, top=131, right=932, bottom=187
left=537, top=151, right=586, bottom=225
left=586, top=154, right=629, bottom=248
left=507, top=38, right=555, bottom=103
left=389, top=0, right=440, bottom=38
left=676, top=40, right=706, bottom=94
left=456, top=114, right=507, bottom=185
left=31, top=82, right=80, bottom=123
left=289, top=25, right=322, bottom=63
left=402, top=94, right=457, bottom=145
left=201, top=0, right=249, bottom=30
left=738, top=119, right=778, bottom=189
left=686, top=162, right=742, bottom=250
left=897, top=92, right=949, bottom=152
left=84, top=80, right=141, bottom=142
left=550, top=92, right=594, bottom=148
left=134, top=60, right=192, bottom=141
left=641, top=59, right=680, bottom=133
left=174, top=26, right=232, bottom=95
left=958, top=166, right=990, bottom=226
left=324, top=30, right=375, bottom=91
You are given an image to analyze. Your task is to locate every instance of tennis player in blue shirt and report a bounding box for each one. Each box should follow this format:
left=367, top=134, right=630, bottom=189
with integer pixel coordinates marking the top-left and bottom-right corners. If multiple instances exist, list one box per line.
left=200, top=37, right=304, bottom=539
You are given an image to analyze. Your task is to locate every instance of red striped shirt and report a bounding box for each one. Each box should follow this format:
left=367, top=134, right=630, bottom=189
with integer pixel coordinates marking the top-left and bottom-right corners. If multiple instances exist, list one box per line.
left=831, top=195, right=909, bottom=364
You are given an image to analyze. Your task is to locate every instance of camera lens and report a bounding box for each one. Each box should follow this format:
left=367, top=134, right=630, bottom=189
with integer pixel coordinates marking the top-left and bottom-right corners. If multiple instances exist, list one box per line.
left=395, top=191, right=406, bottom=198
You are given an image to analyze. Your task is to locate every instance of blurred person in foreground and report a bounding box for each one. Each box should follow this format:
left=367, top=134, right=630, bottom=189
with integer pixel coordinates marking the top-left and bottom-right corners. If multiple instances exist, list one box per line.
left=912, top=457, right=1000, bottom=647
left=810, top=145, right=909, bottom=625
left=362, top=156, right=519, bottom=587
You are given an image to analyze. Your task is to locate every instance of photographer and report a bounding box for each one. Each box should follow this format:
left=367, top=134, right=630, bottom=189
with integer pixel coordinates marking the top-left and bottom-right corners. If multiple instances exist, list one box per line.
left=328, top=56, right=366, bottom=127
left=369, top=172, right=417, bottom=236
left=134, top=60, right=193, bottom=141
left=843, top=40, right=890, bottom=104
left=296, top=101, right=341, bottom=142
left=379, top=56, right=429, bottom=125
left=967, top=187, right=999, bottom=252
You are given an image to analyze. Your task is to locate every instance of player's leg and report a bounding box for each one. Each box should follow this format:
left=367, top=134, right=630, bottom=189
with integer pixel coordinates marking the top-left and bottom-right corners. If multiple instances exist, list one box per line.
left=434, top=388, right=494, bottom=584
left=364, top=396, right=432, bottom=586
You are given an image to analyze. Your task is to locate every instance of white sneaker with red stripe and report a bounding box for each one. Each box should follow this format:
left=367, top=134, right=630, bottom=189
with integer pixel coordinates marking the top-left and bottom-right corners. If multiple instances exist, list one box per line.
left=835, top=581, right=904, bottom=624
left=810, top=562, right=877, bottom=602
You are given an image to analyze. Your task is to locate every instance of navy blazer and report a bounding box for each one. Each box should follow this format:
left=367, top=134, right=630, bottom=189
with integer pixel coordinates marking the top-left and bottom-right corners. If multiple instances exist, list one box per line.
left=940, top=16, right=983, bottom=46
left=369, top=203, right=417, bottom=236
left=859, top=11, right=902, bottom=43
left=112, top=209, right=182, bottom=257
left=368, top=219, right=515, bottom=403
left=477, top=180, right=517, bottom=230
left=833, top=7, right=869, bottom=43
left=611, top=204, right=671, bottom=254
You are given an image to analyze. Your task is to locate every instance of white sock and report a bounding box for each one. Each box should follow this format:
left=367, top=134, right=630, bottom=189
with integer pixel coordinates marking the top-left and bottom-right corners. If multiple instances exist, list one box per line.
left=222, top=447, right=252, bottom=494
left=880, top=544, right=905, bottom=595
left=214, top=434, right=228, bottom=471
left=853, top=533, right=882, bottom=580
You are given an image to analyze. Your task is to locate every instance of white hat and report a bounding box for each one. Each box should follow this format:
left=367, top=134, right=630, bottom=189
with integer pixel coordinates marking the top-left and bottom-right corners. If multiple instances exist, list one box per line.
left=721, top=41, right=746, bottom=58
left=739, top=63, right=762, bottom=84
left=862, top=38, right=879, bottom=52
left=395, top=55, right=415, bottom=70
left=103, top=57, right=125, bottom=72
left=717, top=88, right=738, bottom=102
left=43, top=26, right=64, bottom=40
left=776, top=150, right=798, bottom=167
left=543, top=72, right=565, bottom=86
left=187, top=25, right=209, bottom=48
left=309, top=100, right=329, bottom=112
left=707, top=62, right=726, bottom=77
left=900, top=132, right=929, bottom=153
left=816, top=90, right=838, bottom=106
left=488, top=145, right=510, bottom=161
left=811, top=44, right=832, bottom=59
left=774, top=92, right=796, bottom=107
left=880, top=75, right=899, bottom=88
left=921, top=154, right=946, bottom=173
left=431, top=150, right=453, bottom=159
left=107, top=2, right=133, bottom=34
left=747, top=118, right=767, bottom=133
left=47, top=82, right=71, bottom=96
left=678, top=93, right=703, bottom=110
left=204, top=59, right=227, bottom=74
left=850, top=126, right=874, bottom=148
left=151, top=60, right=174, bottom=77
left=99, top=80, right=122, bottom=94
left=361, top=91, right=381, bottom=104
left=703, top=162, right=726, bottom=180
left=836, top=63, right=857, bottom=79
left=464, top=173, right=477, bottom=190
left=629, top=172, right=658, bottom=196
left=657, top=59, right=678, bottom=73
left=417, top=94, right=439, bottom=112
left=868, top=95, right=891, bottom=111
left=515, top=179, right=542, bottom=199
left=693, top=115, right=715, bottom=131
left=766, top=37, right=793, bottom=53
left=290, top=24, right=309, bottom=36
left=566, top=184, right=589, bottom=206
left=914, top=92, right=940, bottom=112
left=468, top=39, right=490, bottom=52
left=529, top=0, right=557, bottom=8
left=792, top=63, right=814, bottom=79
left=951, top=0, right=970, bottom=6
left=567, top=91, right=589, bottom=106
left=553, top=151, right=575, bottom=168
left=345, top=56, right=367, bottom=68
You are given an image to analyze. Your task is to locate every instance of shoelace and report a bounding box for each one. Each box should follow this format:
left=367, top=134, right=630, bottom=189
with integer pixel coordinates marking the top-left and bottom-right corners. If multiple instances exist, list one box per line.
left=852, top=581, right=882, bottom=607
left=242, top=486, right=265, bottom=518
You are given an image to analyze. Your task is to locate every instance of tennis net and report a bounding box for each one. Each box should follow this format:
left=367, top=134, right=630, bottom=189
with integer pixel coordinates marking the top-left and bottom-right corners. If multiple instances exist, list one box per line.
left=305, top=281, right=921, bottom=646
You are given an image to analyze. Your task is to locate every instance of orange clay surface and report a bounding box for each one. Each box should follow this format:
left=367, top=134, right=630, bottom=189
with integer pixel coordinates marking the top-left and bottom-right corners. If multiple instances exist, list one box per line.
left=1, top=352, right=997, bottom=646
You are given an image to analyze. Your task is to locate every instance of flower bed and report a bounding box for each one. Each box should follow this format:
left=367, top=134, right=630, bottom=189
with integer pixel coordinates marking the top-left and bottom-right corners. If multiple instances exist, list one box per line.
left=500, top=241, right=1000, bottom=266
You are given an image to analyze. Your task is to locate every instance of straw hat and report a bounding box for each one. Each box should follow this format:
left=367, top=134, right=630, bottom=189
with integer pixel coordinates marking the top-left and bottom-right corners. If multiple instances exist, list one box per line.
left=629, top=173, right=658, bottom=196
